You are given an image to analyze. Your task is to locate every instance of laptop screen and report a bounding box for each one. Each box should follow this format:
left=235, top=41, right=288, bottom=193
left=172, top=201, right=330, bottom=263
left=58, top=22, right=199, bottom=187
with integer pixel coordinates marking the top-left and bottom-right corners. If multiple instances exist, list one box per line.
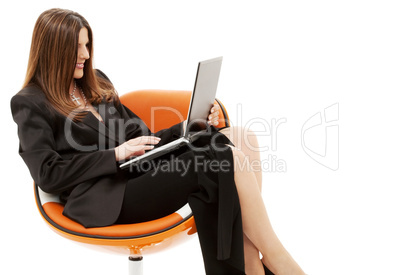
left=185, top=56, right=223, bottom=136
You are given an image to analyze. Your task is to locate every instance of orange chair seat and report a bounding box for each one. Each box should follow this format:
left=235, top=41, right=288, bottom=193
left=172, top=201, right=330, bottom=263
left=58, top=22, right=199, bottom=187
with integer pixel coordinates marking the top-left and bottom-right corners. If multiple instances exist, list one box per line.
left=34, top=90, right=229, bottom=254
left=42, top=202, right=185, bottom=237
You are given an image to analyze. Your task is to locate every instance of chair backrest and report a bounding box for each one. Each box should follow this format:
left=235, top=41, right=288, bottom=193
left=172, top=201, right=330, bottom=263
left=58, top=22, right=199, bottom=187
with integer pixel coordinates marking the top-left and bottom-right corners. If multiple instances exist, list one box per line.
left=120, top=90, right=230, bottom=132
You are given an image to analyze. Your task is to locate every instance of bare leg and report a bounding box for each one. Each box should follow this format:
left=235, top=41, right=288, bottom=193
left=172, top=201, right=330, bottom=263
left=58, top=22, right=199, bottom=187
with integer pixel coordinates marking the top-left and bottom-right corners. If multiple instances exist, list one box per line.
left=232, top=148, right=304, bottom=274
left=220, top=126, right=304, bottom=274
left=220, top=127, right=266, bottom=274
left=220, top=126, right=262, bottom=190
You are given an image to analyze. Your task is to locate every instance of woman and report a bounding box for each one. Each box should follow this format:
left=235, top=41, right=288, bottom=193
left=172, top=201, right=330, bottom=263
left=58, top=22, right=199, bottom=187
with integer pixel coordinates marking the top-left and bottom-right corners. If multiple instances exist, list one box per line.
left=11, top=8, right=305, bottom=275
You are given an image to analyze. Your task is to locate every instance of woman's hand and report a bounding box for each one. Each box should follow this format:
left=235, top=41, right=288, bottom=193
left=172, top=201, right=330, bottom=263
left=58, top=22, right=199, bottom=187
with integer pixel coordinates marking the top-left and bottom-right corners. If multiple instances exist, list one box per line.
left=208, top=104, right=220, bottom=126
left=115, top=136, right=161, bottom=161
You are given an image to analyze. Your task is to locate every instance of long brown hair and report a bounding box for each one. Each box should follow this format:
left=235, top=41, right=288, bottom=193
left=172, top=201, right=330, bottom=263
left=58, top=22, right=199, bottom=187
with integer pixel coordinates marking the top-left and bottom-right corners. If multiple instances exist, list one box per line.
left=23, top=8, right=117, bottom=119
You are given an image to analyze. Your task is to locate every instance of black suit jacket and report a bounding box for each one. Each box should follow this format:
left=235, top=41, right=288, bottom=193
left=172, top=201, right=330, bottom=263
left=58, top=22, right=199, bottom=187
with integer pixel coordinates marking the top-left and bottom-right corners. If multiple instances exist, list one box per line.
left=11, top=82, right=182, bottom=227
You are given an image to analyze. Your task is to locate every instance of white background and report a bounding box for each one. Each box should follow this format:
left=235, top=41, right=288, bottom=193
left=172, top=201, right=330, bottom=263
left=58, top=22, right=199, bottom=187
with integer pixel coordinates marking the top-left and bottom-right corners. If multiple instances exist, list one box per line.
left=1, top=0, right=402, bottom=274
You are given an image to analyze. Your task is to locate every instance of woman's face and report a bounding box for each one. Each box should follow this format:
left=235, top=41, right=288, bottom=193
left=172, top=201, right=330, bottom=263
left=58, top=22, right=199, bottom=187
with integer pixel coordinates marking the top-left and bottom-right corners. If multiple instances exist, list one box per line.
left=74, top=27, right=90, bottom=79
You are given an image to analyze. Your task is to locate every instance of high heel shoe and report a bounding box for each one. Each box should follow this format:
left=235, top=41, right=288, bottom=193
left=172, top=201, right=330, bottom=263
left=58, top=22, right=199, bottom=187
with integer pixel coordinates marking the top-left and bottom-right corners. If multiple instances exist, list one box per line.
left=262, top=260, right=275, bottom=275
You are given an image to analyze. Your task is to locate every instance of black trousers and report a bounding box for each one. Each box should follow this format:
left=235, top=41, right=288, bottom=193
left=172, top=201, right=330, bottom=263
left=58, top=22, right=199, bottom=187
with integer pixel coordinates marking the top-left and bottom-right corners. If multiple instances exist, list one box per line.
left=116, top=147, right=200, bottom=224
left=116, top=129, right=246, bottom=274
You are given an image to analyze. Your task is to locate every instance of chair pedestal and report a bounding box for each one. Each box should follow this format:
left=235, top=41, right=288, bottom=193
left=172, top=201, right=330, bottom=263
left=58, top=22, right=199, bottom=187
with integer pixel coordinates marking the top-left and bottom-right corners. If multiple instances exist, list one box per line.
left=129, top=256, right=143, bottom=275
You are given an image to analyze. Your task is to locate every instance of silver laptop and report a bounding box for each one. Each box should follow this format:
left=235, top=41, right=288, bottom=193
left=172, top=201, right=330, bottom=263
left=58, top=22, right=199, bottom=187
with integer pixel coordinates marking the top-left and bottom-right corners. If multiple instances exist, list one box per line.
left=119, top=56, right=223, bottom=169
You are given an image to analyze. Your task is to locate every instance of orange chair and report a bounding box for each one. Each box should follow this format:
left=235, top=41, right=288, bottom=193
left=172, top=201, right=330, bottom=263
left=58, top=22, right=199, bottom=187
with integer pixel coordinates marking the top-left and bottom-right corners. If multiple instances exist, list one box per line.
left=34, top=90, right=230, bottom=275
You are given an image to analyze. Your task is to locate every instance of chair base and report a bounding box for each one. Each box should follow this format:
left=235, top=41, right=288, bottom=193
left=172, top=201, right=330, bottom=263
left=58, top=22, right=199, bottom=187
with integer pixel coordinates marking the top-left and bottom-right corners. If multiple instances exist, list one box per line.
left=129, top=256, right=143, bottom=275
